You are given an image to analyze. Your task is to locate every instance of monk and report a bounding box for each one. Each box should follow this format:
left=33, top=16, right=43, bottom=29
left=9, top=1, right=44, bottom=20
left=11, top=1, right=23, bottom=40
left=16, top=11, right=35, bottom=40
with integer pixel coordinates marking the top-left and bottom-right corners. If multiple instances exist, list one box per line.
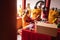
left=48, top=8, right=59, bottom=24
left=22, top=10, right=34, bottom=28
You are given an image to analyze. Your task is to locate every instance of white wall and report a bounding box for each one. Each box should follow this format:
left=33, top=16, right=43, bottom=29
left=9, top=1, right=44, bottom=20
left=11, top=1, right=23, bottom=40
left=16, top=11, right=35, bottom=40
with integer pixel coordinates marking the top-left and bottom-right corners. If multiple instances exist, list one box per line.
left=26, top=0, right=60, bottom=9
left=17, top=0, right=22, bottom=13
left=17, top=0, right=60, bottom=9
left=26, top=0, right=39, bottom=9
left=17, top=0, right=22, bottom=8
left=50, top=0, right=60, bottom=9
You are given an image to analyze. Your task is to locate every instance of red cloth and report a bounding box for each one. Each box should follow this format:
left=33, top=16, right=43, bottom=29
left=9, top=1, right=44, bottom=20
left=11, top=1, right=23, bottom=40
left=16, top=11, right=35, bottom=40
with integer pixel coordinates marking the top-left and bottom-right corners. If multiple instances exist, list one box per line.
left=22, top=29, right=60, bottom=40
left=57, top=29, right=60, bottom=40
left=22, top=30, right=51, bottom=40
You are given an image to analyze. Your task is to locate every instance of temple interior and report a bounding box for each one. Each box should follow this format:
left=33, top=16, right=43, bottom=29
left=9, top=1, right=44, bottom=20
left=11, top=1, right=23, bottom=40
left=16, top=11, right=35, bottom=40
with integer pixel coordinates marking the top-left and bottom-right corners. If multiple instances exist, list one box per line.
left=0, top=0, right=60, bottom=40
left=17, top=0, right=60, bottom=40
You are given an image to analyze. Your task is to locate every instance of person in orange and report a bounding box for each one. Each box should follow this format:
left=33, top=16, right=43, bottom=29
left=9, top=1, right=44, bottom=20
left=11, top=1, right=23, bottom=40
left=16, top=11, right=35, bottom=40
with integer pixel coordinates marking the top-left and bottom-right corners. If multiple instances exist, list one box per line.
left=48, top=8, right=59, bottom=24
left=19, top=5, right=23, bottom=16
left=22, top=10, right=34, bottom=28
left=31, top=1, right=44, bottom=21
left=31, top=6, right=41, bottom=21
left=26, top=3, right=31, bottom=17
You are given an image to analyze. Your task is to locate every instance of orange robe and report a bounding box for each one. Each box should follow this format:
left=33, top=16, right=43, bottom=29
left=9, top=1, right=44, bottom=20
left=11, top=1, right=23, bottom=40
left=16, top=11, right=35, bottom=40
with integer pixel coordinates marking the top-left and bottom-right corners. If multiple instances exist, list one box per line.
left=22, top=13, right=31, bottom=28
left=48, top=9, right=59, bottom=24
left=17, top=17, right=22, bottom=29
left=19, top=8, right=23, bottom=16
left=31, top=8, right=41, bottom=20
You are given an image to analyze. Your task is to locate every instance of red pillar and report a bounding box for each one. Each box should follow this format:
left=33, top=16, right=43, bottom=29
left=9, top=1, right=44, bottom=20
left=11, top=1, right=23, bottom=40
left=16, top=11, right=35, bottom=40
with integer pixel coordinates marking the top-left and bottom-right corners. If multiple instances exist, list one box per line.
left=45, top=0, right=51, bottom=19
left=46, top=0, right=51, bottom=8
left=22, top=0, right=26, bottom=10
left=0, top=0, right=17, bottom=40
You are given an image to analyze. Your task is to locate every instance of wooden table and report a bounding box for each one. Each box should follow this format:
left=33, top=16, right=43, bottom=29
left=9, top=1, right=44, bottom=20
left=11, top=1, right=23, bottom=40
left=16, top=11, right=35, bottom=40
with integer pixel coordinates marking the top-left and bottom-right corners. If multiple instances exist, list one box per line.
left=22, top=21, right=60, bottom=40
left=35, top=21, right=57, bottom=37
